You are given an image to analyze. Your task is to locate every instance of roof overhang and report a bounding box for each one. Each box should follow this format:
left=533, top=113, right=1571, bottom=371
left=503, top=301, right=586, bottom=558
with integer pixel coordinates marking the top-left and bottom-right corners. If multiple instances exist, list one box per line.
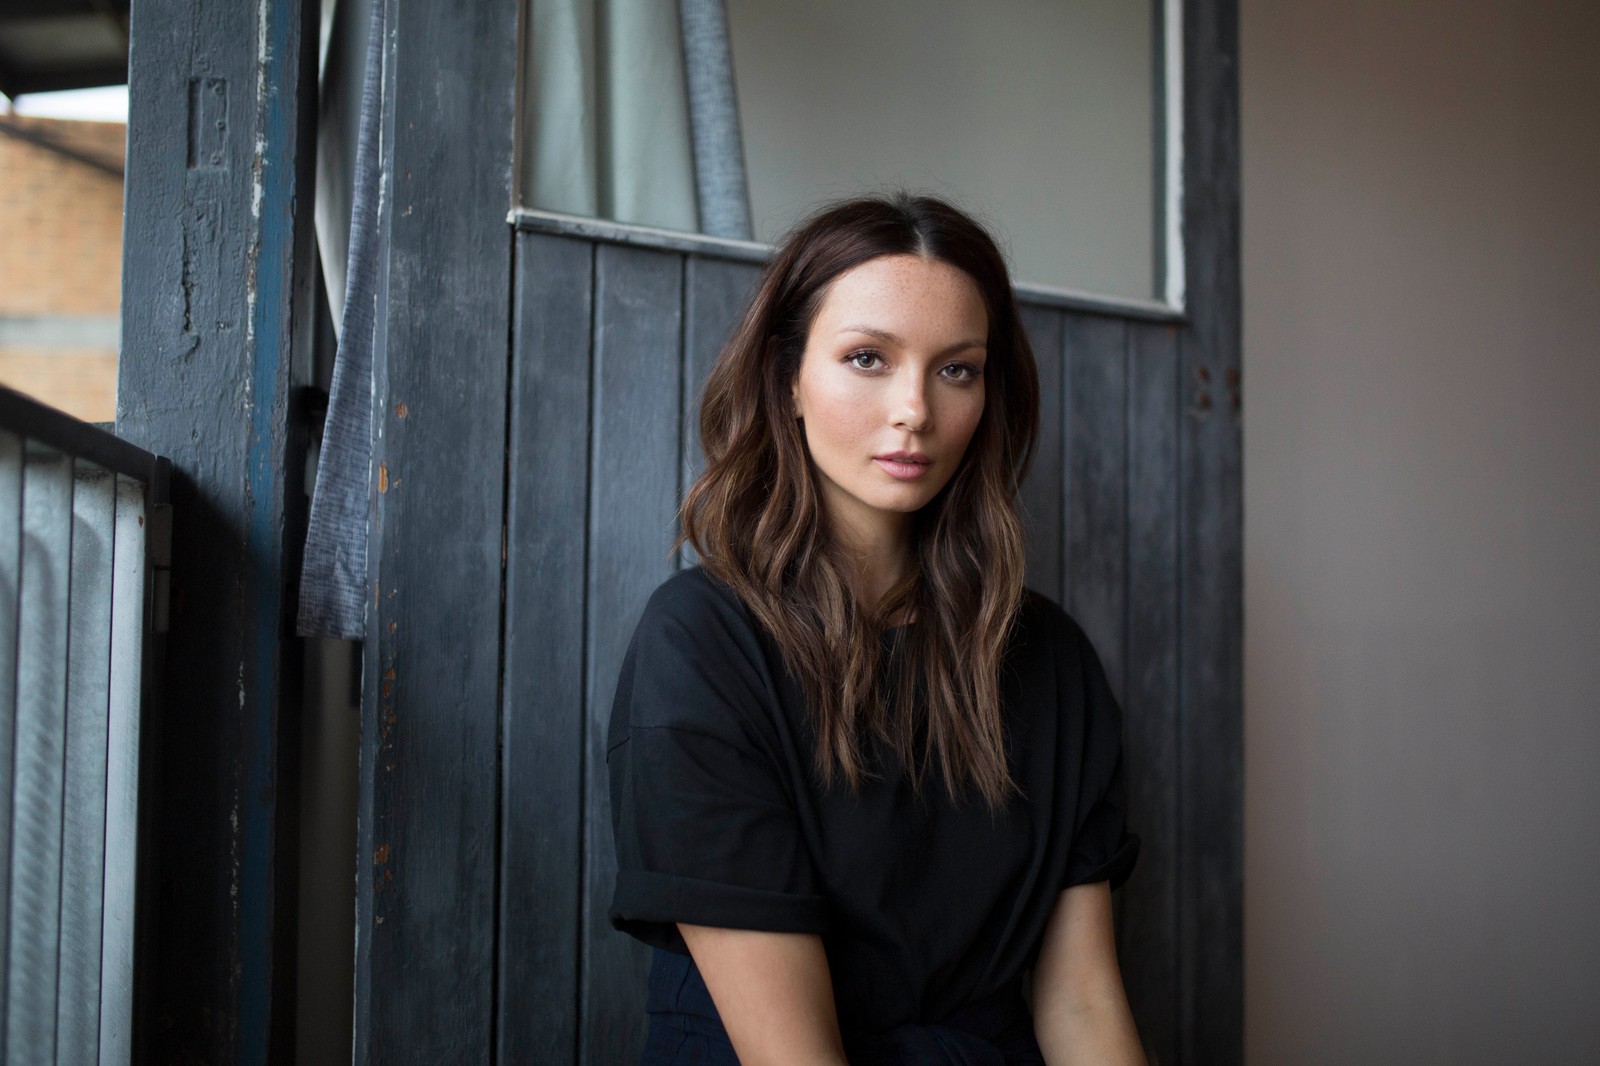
left=0, top=0, right=130, bottom=100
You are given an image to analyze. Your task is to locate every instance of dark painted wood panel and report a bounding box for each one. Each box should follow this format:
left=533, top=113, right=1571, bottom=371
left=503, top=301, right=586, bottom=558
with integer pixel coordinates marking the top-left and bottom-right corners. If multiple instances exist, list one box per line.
left=679, top=258, right=762, bottom=570
left=1064, top=315, right=1129, bottom=697
left=1178, top=0, right=1244, bottom=1061
left=681, top=258, right=761, bottom=489
left=499, top=233, right=595, bottom=1065
left=354, top=0, right=518, bottom=1061
left=580, top=245, right=685, bottom=1064
left=1120, top=322, right=1182, bottom=1065
left=1017, top=304, right=1064, bottom=602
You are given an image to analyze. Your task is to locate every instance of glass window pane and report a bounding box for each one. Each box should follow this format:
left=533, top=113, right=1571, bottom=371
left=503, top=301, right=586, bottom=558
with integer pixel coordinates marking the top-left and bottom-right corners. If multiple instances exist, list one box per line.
left=727, top=0, right=1159, bottom=300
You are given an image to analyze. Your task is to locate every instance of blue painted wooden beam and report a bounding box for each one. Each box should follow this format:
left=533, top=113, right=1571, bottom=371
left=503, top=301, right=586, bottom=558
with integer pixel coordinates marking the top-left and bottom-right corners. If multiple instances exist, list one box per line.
left=116, top=0, right=319, bottom=1061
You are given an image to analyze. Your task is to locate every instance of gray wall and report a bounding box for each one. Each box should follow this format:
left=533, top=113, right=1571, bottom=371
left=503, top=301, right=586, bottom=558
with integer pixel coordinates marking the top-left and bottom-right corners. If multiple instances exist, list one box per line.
left=1241, top=1, right=1600, bottom=1062
left=727, top=0, right=1154, bottom=299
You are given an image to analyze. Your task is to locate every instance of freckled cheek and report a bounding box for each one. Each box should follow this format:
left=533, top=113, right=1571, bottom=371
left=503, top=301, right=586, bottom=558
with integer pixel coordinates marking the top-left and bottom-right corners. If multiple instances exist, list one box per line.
left=803, top=378, right=881, bottom=454
left=937, top=391, right=987, bottom=451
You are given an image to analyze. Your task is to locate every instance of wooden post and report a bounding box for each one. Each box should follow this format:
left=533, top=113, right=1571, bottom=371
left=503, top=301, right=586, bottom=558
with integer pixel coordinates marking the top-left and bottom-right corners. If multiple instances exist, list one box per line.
left=116, top=0, right=319, bottom=1060
left=1177, top=0, right=1244, bottom=1060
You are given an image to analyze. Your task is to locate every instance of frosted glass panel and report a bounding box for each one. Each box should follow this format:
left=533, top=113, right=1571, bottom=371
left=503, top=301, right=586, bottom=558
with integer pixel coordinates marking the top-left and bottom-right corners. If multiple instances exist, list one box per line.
left=728, top=0, right=1159, bottom=300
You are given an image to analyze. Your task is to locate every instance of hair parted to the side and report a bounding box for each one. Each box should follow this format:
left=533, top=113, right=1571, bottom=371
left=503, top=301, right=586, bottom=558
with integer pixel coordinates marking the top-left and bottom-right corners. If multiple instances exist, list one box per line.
left=675, top=192, right=1040, bottom=810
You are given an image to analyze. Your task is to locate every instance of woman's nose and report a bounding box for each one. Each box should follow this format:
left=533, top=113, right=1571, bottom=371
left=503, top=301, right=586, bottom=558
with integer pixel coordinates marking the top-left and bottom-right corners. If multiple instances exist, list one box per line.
left=893, top=375, right=929, bottom=430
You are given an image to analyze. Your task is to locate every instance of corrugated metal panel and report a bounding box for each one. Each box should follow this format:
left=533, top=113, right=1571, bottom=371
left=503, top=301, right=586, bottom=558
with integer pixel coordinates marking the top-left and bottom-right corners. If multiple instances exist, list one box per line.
left=0, top=386, right=166, bottom=1066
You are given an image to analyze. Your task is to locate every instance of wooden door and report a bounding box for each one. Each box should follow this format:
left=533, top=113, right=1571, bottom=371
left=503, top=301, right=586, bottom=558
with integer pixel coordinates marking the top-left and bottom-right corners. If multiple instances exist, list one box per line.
left=355, top=1, right=1239, bottom=1063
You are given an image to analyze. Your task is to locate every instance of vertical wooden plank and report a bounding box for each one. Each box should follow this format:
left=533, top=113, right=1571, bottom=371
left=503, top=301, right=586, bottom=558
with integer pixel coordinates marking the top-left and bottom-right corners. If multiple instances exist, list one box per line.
left=99, top=474, right=147, bottom=1065
left=1120, top=323, right=1181, bottom=1065
left=57, top=462, right=116, bottom=1063
left=117, top=0, right=319, bottom=1058
left=354, top=0, right=518, bottom=1061
left=498, top=232, right=595, bottom=1065
left=0, top=429, right=20, bottom=1050
left=581, top=244, right=684, bottom=1064
left=1178, top=0, right=1243, bottom=1061
left=1017, top=303, right=1064, bottom=600
left=1065, top=315, right=1129, bottom=695
left=5, top=446, right=72, bottom=1064
left=680, top=256, right=762, bottom=563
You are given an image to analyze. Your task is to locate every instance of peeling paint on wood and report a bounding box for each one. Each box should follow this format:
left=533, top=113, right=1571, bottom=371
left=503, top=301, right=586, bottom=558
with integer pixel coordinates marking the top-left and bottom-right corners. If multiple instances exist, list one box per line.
left=353, top=1, right=518, bottom=1061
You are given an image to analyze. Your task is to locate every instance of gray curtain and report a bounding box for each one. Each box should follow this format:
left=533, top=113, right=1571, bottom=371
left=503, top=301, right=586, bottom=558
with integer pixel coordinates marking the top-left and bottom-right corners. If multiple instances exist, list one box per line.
left=521, top=0, right=752, bottom=239
left=314, top=0, right=370, bottom=338
left=679, top=0, right=753, bottom=238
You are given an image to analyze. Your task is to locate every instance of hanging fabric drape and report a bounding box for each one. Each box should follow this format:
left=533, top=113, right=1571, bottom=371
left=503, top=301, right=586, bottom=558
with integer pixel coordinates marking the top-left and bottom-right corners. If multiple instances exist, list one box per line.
left=297, top=0, right=385, bottom=639
left=522, top=0, right=752, bottom=238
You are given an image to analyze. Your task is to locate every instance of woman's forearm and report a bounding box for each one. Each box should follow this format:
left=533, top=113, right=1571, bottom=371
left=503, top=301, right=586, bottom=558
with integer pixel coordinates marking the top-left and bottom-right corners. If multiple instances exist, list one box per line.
left=678, top=923, right=851, bottom=1066
left=1030, top=883, right=1147, bottom=1066
left=1035, top=994, right=1147, bottom=1066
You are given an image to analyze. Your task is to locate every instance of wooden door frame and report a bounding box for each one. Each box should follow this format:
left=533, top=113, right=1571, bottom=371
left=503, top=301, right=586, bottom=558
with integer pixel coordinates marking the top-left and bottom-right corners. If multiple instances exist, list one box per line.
left=360, top=0, right=1239, bottom=1060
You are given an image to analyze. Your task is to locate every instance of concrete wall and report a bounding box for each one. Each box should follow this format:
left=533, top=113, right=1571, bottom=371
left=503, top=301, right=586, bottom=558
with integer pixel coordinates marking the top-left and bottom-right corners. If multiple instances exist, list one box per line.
left=1241, top=1, right=1600, bottom=1061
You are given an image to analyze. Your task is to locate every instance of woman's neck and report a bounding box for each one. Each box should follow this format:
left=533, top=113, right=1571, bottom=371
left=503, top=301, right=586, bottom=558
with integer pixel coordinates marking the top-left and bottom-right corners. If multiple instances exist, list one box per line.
left=827, top=510, right=915, bottom=622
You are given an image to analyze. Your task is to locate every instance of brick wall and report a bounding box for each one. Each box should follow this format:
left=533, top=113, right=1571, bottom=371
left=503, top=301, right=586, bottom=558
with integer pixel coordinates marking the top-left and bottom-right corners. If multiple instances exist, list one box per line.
left=0, top=115, right=126, bottom=423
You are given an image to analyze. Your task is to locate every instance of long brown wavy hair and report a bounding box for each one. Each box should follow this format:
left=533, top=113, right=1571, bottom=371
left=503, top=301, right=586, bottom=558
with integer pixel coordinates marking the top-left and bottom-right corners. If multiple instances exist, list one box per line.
left=676, top=193, right=1040, bottom=809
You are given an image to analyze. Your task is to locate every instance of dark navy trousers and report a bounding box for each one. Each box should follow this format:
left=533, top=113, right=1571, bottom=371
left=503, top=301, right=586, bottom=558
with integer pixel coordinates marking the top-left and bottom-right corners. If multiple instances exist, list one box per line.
left=642, top=948, right=1048, bottom=1066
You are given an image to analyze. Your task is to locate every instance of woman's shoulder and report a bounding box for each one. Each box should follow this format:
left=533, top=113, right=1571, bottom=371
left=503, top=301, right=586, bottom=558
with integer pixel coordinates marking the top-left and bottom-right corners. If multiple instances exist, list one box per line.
left=639, top=565, right=756, bottom=633
left=1014, top=587, right=1122, bottom=727
left=1016, top=585, right=1092, bottom=654
left=620, top=566, right=783, bottom=738
left=631, top=566, right=774, bottom=678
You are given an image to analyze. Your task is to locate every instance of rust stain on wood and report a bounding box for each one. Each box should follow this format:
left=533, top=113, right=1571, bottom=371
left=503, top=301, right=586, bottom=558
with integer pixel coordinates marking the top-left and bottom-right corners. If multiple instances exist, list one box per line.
left=394, top=402, right=408, bottom=419
left=378, top=462, right=389, bottom=493
left=374, top=842, right=389, bottom=865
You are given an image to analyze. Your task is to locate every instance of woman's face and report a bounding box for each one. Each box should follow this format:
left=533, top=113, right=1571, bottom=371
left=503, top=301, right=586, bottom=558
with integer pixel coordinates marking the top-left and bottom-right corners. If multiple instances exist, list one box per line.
left=790, top=253, right=989, bottom=541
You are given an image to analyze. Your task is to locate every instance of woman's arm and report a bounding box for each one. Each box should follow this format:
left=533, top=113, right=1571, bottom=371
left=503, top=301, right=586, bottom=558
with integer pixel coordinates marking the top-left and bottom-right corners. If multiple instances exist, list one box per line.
left=678, top=923, right=851, bottom=1066
left=1031, top=881, right=1147, bottom=1066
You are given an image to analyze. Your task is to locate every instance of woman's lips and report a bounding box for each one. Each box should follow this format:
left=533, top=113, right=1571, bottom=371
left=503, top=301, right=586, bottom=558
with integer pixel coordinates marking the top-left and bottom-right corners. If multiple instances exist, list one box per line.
left=876, top=451, right=934, bottom=476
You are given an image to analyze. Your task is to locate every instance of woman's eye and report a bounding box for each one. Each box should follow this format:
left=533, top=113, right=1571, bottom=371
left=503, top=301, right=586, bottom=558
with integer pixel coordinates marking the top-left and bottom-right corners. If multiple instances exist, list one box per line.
left=847, top=350, right=882, bottom=370
left=942, top=363, right=981, bottom=383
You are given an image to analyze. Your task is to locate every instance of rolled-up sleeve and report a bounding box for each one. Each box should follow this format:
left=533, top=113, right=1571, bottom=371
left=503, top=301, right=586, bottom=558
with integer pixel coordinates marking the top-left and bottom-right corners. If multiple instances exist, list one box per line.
left=1059, top=621, right=1141, bottom=892
left=607, top=577, right=827, bottom=954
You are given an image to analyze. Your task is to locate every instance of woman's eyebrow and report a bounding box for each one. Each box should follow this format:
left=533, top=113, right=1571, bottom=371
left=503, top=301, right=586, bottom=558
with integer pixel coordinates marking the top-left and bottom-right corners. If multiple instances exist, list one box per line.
left=836, top=325, right=987, bottom=357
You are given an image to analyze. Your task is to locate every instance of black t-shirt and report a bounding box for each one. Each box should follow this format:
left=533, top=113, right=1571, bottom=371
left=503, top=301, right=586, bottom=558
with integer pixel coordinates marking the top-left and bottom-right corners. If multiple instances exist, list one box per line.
left=606, top=566, right=1138, bottom=1033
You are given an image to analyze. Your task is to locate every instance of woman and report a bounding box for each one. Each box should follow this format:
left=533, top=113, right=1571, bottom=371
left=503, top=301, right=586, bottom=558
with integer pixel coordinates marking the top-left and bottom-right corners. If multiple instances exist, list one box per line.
left=607, top=194, right=1144, bottom=1065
